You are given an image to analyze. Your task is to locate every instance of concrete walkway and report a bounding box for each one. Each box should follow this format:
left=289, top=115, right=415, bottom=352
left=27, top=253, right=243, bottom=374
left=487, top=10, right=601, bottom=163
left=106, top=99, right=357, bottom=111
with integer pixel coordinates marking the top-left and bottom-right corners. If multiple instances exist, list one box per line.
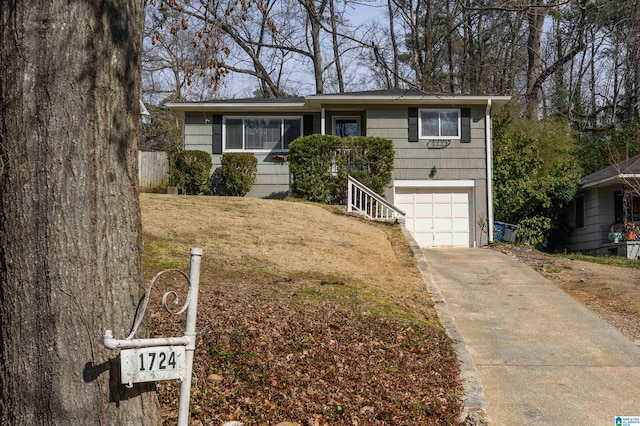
left=419, top=247, right=640, bottom=425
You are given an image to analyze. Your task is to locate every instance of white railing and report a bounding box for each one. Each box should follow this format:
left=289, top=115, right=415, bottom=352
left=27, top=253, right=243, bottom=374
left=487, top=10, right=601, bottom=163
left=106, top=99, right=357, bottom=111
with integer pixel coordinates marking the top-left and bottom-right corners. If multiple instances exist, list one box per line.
left=347, top=175, right=405, bottom=221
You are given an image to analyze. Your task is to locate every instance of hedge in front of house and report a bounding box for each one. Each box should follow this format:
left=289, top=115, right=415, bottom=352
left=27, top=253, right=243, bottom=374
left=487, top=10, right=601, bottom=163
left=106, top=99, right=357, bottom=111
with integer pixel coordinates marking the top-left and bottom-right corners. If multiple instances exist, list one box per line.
left=288, top=135, right=394, bottom=204
left=221, top=152, right=258, bottom=196
left=171, top=150, right=213, bottom=195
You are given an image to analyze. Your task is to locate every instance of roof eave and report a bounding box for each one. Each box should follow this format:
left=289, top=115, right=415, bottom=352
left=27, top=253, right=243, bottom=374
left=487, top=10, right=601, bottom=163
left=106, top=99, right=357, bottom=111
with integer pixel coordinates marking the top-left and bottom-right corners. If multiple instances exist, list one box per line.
left=166, top=95, right=512, bottom=114
left=581, top=174, right=640, bottom=189
left=306, top=95, right=511, bottom=109
left=165, top=102, right=308, bottom=114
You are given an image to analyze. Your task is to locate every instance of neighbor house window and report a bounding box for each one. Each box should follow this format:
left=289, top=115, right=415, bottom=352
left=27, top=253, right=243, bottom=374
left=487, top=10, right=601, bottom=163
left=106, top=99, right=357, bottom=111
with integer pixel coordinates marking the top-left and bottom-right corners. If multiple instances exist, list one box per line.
left=224, top=117, right=302, bottom=151
left=333, top=116, right=360, bottom=137
left=419, top=109, right=460, bottom=139
left=614, top=191, right=640, bottom=223
left=575, top=195, right=585, bottom=229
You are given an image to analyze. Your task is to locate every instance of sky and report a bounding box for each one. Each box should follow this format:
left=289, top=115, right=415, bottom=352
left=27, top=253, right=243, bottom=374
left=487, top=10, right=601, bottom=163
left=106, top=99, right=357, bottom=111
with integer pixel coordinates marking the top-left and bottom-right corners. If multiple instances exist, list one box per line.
left=214, top=1, right=389, bottom=99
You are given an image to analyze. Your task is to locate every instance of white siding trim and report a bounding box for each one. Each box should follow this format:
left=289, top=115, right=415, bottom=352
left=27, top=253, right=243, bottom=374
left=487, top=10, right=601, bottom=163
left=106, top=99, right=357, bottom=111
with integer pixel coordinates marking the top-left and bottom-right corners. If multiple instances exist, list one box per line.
left=581, top=174, right=640, bottom=189
left=486, top=99, right=494, bottom=243
left=393, top=180, right=475, bottom=188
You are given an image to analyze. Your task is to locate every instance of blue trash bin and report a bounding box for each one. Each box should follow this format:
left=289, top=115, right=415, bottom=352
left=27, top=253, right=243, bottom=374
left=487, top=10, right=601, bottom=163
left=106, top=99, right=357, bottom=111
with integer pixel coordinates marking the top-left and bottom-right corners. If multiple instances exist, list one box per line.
left=494, top=221, right=505, bottom=241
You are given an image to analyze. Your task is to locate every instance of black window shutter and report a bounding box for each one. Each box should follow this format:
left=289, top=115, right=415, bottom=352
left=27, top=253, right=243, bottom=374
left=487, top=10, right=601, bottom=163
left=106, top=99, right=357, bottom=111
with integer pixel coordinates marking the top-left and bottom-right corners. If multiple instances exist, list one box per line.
left=212, top=114, right=223, bottom=154
left=408, top=107, right=418, bottom=142
left=303, top=114, right=314, bottom=136
left=460, top=108, right=471, bottom=143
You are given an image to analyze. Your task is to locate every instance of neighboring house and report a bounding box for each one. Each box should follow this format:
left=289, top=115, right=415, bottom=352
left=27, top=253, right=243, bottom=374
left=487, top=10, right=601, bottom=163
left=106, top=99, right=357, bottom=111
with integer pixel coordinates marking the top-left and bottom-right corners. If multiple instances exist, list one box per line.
left=167, top=89, right=510, bottom=248
left=562, top=155, right=640, bottom=258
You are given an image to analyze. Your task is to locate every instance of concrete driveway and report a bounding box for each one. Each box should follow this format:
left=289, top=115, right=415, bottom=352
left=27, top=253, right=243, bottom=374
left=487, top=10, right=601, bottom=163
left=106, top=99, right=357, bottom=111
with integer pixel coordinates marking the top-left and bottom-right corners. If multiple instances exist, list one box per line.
left=419, top=247, right=640, bottom=425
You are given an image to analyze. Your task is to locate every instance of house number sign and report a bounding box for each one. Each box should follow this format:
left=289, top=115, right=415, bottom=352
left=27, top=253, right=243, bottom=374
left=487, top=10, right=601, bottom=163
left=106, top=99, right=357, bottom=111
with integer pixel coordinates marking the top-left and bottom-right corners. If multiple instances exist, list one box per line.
left=103, top=247, right=203, bottom=426
left=120, top=346, right=186, bottom=384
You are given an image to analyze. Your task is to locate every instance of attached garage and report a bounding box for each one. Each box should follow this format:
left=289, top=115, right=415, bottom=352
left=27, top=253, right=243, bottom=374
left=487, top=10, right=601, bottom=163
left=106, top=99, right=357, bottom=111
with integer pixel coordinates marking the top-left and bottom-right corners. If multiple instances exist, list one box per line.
left=394, top=181, right=474, bottom=248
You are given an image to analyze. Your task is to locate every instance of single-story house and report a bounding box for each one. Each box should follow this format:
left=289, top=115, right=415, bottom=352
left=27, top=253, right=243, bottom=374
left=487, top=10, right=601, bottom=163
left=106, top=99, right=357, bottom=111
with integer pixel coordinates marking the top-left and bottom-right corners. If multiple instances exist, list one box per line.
left=562, top=155, right=640, bottom=258
left=167, top=89, right=510, bottom=248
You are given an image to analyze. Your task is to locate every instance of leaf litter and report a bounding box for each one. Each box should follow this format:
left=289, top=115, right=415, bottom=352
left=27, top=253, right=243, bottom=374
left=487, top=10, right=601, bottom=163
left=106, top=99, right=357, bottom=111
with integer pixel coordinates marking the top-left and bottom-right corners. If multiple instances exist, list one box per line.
left=141, top=194, right=463, bottom=425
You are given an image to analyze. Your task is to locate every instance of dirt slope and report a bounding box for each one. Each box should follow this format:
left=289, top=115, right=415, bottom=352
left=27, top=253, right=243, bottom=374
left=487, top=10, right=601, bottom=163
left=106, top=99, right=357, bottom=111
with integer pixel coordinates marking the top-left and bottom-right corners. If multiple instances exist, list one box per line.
left=494, top=245, right=640, bottom=346
left=140, top=194, right=463, bottom=425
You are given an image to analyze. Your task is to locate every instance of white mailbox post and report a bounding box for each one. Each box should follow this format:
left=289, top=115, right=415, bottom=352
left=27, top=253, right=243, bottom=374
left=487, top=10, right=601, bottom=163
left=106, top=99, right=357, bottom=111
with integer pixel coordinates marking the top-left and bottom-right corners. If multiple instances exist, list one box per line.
left=103, top=247, right=202, bottom=426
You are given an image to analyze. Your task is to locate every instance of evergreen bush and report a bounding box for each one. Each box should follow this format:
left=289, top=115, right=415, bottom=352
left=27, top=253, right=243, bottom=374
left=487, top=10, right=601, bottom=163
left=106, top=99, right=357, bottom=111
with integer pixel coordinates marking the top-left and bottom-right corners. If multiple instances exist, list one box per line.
left=221, top=152, right=258, bottom=196
left=170, top=150, right=213, bottom=195
left=288, top=135, right=394, bottom=204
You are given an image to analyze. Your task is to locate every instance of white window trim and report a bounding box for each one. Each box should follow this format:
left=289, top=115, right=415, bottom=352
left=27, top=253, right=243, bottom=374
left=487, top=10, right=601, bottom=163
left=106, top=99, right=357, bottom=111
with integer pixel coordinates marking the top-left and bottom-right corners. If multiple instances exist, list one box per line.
left=222, top=116, right=303, bottom=153
left=418, top=108, right=461, bottom=140
left=332, top=115, right=360, bottom=137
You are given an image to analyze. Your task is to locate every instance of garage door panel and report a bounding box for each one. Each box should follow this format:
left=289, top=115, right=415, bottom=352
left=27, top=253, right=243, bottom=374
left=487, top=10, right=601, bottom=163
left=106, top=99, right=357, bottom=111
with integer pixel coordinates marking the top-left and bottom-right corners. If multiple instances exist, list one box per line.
left=433, top=193, right=452, bottom=203
left=404, top=218, right=415, bottom=231
left=434, top=217, right=453, bottom=229
left=414, top=218, right=433, bottom=230
left=452, top=192, right=469, bottom=202
left=452, top=203, right=469, bottom=217
left=452, top=233, right=469, bottom=246
left=396, top=186, right=471, bottom=248
left=433, top=203, right=452, bottom=217
left=414, top=192, right=433, bottom=203
left=401, top=204, right=414, bottom=216
left=434, top=233, right=453, bottom=246
left=414, top=204, right=433, bottom=217
left=452, top=218, right=469, bottom=232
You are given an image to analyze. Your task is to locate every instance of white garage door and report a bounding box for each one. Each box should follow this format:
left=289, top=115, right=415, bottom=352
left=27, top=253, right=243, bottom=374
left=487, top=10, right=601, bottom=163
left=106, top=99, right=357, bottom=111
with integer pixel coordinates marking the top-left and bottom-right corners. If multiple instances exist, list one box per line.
left=395, top=187, right=471, bottom=247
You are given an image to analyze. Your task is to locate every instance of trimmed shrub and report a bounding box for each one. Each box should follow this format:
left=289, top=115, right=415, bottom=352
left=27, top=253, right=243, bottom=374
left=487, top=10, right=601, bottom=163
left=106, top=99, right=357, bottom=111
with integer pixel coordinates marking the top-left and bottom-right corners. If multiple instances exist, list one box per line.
left=288, top=135, right=342, bottom=203
left=336, top=136, right=394, bottom=198
left=288, top=135, right=394, bottom=204
left=170, top=150, right=213, bottom=195
left=221, top=152, right=258, bottom=196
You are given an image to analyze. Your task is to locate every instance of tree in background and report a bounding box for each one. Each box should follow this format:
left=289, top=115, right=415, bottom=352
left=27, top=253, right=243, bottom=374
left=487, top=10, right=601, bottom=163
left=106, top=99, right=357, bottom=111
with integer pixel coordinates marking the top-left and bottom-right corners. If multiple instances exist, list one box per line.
left=1, top=1, right=160, bottom=424
left=493, top=112, right=582, bottom=248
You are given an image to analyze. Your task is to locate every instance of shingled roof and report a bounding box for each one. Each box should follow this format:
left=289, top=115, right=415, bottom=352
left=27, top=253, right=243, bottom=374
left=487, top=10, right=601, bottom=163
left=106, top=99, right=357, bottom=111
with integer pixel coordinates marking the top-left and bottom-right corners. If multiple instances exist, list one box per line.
left=581, top=155, right=640, bottom=187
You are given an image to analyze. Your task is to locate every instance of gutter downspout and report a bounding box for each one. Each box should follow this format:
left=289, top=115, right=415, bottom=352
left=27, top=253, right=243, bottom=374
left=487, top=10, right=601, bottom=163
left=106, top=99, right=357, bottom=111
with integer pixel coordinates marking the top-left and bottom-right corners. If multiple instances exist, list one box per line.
left=486, top=99, right=494, bottom=244
left=321, top=107, right=326, bottom=135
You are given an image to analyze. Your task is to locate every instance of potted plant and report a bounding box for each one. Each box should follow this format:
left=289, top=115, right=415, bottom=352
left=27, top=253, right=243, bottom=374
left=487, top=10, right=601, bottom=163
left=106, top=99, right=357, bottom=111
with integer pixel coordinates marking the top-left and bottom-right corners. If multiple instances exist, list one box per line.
left=608, top=226, right=623, bottom=243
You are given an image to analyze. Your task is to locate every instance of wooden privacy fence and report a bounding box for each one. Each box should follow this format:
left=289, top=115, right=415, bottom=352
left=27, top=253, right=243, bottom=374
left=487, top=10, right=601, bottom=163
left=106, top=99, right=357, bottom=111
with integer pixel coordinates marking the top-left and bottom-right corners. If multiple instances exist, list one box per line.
left=138, top=151, right=169, bottom=189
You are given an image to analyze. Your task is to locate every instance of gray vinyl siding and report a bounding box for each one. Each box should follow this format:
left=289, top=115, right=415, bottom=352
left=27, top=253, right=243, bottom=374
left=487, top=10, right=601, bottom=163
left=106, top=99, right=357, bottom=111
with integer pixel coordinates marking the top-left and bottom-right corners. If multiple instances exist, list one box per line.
left=366, top=105, right=489, bottom=245
left=209, top=152, right=291, bottom=198
left=364, top=106, right=487, bottom=181
left=183, top=113, right=214, bottom=154
left=564, top=186, right=618, bottom=252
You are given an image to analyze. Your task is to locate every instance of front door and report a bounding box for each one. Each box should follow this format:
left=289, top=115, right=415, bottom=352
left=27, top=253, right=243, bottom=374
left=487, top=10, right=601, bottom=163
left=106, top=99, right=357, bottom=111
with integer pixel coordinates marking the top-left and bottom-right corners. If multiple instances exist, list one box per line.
left=333, top=116, right=360, bottom=137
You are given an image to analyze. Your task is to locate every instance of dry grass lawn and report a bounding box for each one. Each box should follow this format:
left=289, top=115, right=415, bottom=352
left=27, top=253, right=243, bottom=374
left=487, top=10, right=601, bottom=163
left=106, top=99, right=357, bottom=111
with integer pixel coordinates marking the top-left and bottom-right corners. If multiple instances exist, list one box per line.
left=141, top=193, right=463, bottom=425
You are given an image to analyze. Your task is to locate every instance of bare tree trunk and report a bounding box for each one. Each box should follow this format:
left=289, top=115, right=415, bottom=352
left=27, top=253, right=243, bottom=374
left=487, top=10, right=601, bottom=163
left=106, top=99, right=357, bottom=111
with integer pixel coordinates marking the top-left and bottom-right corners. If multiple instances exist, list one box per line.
left=329, top=0, right=345, bottom=92
left=387, top=0, right=400, bottom=88
left=525, top=0, right=547, bottom=118
left=301, top=0, right=328, bottom=94
left=0, top=1, right=160, bottom=424
left=632, top=0, right=640, bottom=121
left=422, top=0, right=433, bottom=90
left=445, top=0, right=455, bottom=93
left=461, top=0, right=472, bottom=94
left=409, top=0, right=423, bottom=87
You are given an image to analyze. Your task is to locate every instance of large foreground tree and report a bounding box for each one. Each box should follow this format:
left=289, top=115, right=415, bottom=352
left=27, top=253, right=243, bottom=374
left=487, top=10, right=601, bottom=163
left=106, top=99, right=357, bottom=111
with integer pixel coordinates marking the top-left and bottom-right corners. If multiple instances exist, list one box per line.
left=1, top=1, right=160, bottom=424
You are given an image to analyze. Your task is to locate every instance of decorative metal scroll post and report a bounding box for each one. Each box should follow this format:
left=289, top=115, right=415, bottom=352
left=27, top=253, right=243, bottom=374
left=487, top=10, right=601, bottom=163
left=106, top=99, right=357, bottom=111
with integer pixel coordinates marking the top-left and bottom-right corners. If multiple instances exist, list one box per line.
left=103, top=247, right=203, bottom=426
